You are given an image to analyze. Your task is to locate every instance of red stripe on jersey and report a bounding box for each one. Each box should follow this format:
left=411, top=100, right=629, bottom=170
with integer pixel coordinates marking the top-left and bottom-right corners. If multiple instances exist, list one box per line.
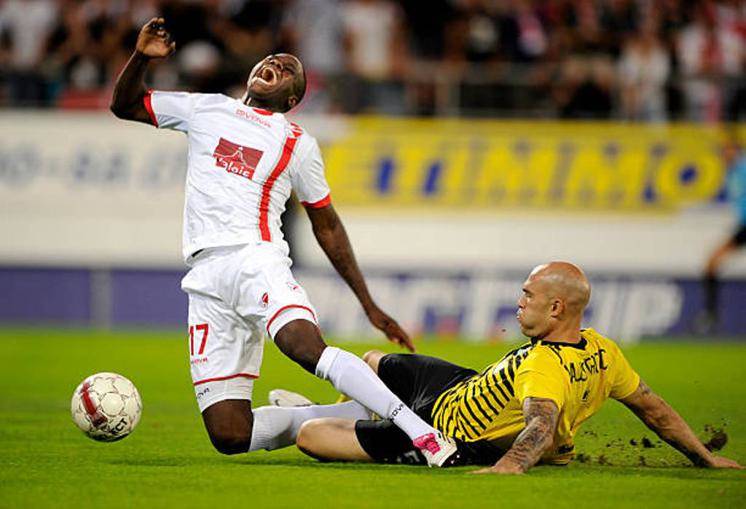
left=301, top=194, right=332, bottom=209
left=143, top=90, right=158, bottom=127
left=192, top=373, right=259, bottom=386
left=266, top=304, right=318, bottom=335
left=258, top=132, right=300, bottom=241
left=252, top=107, right=274, bottom=116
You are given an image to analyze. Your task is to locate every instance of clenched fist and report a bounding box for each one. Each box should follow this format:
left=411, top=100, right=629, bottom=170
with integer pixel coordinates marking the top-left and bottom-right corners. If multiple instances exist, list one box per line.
left=136, top=17, right=176, bottom=58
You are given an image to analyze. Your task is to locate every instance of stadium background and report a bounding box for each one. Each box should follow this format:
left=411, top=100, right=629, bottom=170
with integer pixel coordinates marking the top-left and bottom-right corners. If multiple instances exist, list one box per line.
left=1, top=1, right=745, bottom=508
left=1, top=0, right=744, bottom=341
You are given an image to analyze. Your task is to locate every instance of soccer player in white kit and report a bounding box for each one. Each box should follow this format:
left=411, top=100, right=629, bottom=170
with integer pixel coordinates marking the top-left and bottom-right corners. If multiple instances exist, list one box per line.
left=110, top=18, right=456, bottom=465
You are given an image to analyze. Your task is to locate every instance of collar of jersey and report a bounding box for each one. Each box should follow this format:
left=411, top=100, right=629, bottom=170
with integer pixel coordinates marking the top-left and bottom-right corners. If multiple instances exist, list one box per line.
left=532, top=336, right=588, bottom=350
left=252, top=107, right=276, bottom=116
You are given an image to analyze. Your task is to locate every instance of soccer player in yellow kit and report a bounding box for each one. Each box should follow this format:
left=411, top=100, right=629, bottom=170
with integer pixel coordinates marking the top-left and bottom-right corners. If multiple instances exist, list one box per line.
left=290, top=262, right=743, bottom=473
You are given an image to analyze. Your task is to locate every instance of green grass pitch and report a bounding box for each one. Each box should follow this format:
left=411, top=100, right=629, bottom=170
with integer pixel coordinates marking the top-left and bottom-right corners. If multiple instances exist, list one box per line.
left=1, top=329, right=744, bottom=509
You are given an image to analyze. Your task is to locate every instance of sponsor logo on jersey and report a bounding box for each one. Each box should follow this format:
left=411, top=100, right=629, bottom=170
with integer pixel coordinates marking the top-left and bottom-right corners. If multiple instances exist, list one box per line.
left=235, top=108, right=272, bottom=127
left=213, top=138, right=264, bottom=181
left=563, top=349, right=608, bottom=384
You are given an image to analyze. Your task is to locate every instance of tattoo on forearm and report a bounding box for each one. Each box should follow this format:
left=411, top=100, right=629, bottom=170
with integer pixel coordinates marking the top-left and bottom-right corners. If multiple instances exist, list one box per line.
left=500, top=398, right=559, bottom=471
left=626, top=379, right=711, bottom=467
left=637, top=381, right=652, bottom=396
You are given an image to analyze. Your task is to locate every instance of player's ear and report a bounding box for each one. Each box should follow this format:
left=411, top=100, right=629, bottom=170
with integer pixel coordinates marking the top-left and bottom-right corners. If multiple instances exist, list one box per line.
left=287, top=95, right=298, bottom=110
left=550, top=299, right=564, bottom=318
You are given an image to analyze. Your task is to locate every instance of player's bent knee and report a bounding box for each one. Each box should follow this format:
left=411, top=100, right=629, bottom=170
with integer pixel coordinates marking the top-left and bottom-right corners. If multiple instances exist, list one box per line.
left=295, top=418, right=343, bottom=461
left=362, top=350, right=385, bottom=373
left=295, top=419, right=326, bottom=458
left=208, top=428, right=252, bottom=455
left=201, top=400, right=253, bottom=455
left=296, top=418, right=370, bottom=463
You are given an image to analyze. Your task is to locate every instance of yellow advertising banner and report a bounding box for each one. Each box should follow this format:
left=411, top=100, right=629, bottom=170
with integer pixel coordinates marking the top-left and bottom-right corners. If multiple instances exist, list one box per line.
left=322, top=118, right=743, bottom=211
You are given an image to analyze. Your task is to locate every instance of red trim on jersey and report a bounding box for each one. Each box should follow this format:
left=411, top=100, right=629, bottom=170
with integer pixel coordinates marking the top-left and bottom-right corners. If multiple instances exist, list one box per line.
left=143, top=90, right=158, bottom=127
left=193, top=373, right=259, bottom=386
left=252, top=107, right=274, bottom=116
left=301, top=194, right=332, bottom=209
left=266, top=304, right=317, bottom=335
left=258, top=131, right=301, bottom=241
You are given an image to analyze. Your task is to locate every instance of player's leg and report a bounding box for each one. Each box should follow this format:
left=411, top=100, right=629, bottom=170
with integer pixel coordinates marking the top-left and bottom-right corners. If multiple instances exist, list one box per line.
left=295, top=418, right=373, bottom=462
left=296, top=417, right=425, bottom=465
left=248, top=401, right=372, bottom=452
left=362, top=350, right=479, bottom=419
left=362, top=349, right=386, bottom=373
left=251, top=346, right=479, bottom=459
left=240, top=246, right=457, bottom=464
left=182, top=261, right=264, bottom=455
left=703, top=238, right=737, bottom=326
left=255, top=348, right=477, bottom=453
left=201, top=400, right=254, bottom=454
left=273, top=319, right=436, bottom=441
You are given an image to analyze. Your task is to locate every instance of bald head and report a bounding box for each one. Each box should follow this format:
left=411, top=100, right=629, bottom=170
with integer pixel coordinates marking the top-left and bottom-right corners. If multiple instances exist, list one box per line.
left=517, top=261, right=591, bottom=340
left=528, top=261, right=591, bottom=315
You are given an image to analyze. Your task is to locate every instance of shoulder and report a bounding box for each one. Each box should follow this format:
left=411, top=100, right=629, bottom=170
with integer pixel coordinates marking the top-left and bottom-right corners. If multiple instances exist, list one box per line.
left=150, top=91, right=229, bottom=113
left=582, top=328, right=622, bottom=352
left=193, top=93, right=235, bottom=109
left=581, top=329, right=631, bottom=370
left=285, top=118, right=315, bottom=141
left=519, top=344, right=565, bottom=373
left=291, top=125, right=321, bottom=159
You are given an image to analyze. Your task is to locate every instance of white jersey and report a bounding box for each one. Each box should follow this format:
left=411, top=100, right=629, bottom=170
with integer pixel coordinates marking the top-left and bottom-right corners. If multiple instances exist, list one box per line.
left=144, top=91, right=331, bottom=263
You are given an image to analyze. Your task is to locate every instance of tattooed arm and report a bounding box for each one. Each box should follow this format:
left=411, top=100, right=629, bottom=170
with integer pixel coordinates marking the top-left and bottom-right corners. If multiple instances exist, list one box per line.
left=620, top=380, right=742, bottom=469
left=305, top=205, right=414, bottom=351
left=473, top=397, right=559, bottom=475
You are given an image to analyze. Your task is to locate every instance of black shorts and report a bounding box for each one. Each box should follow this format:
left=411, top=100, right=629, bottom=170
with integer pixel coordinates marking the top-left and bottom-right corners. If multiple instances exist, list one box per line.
left=733, top=225, right=746, bottom=246
left=354, top=354, right=504, bottom=466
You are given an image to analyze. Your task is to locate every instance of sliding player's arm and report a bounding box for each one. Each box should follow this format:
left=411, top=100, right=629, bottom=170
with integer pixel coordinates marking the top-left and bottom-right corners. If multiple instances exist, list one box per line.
left=473, top=397, right=559, bottom=475
left=306, top=204, right=414, bottom=352
left=620, top=380, right=742, bottom=469
left=110, top=17, right=175, bottom=123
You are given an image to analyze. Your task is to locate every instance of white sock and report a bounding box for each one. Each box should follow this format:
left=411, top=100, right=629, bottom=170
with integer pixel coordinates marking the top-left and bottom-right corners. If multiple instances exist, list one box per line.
left=249, top=401, right=371, bottom=452
left=315, top=346, right=436, bottom=441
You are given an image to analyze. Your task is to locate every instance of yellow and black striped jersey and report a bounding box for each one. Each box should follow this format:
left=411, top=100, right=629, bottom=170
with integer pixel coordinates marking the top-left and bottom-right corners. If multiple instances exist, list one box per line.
left=431, top=328, right=640, bottom=464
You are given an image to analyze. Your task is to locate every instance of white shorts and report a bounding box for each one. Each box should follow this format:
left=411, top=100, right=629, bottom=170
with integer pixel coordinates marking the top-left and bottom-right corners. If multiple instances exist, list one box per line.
left=180, top=242, right=319, bottom=412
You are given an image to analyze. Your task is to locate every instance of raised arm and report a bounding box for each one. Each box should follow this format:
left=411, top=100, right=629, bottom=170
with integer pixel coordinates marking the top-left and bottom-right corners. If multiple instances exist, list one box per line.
left=620, top=380, right=742, bottom=469
left=110, top=18, right=175, bottom=123
left=305, top=204, right=414, bottom=351
left=473, top=397, right=559, bottom=475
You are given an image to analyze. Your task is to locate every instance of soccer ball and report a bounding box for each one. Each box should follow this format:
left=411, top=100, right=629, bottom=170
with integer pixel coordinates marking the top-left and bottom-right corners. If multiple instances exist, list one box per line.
left=71, top=372, right=142, bottom=442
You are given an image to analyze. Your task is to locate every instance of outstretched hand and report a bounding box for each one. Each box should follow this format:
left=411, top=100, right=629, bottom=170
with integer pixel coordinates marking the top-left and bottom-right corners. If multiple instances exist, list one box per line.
left=470, top=462, right=524, bottom=475
left=707, top=455, right=744, bottom=469
left=366, top=307, right=415, bottom=352
left=136, top=18, right=176, bottom=58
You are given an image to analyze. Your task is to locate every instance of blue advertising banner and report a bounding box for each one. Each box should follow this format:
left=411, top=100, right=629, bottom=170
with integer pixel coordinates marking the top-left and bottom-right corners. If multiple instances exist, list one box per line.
left=1, top=267, right=743, bottom=342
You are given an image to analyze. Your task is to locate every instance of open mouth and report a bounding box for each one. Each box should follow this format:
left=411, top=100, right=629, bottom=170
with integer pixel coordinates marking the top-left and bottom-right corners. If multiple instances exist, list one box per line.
left=257, top=66, right=277, bottom=85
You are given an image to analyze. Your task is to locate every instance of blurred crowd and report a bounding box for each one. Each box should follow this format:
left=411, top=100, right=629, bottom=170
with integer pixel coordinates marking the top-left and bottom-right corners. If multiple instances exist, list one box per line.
left=0, top=0, right=744, bottom=120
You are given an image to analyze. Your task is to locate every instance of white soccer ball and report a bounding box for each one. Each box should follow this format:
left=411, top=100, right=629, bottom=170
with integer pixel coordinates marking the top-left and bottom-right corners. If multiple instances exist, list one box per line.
left=71, top=372, right=142, bottom=442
